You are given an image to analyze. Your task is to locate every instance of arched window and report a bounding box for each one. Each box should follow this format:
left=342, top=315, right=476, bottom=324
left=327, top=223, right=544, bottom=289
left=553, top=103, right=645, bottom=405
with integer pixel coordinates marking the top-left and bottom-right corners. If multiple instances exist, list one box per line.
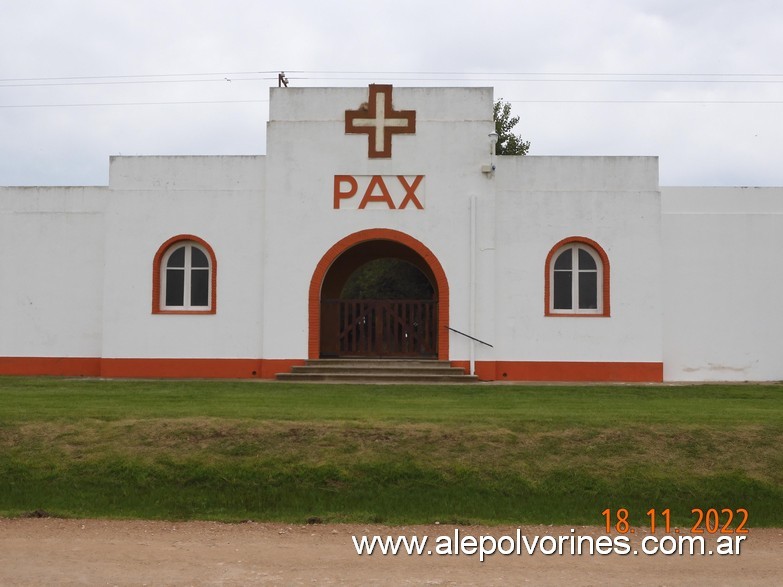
left=153, top=235, right=216, bottom=314
left=545, top=237, right=609, bottom=317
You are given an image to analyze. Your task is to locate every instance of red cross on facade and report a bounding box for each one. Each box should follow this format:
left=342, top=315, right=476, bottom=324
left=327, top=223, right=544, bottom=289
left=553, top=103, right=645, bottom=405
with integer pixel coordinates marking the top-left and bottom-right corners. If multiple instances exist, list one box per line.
left=345, top=84, right=416, bottom=158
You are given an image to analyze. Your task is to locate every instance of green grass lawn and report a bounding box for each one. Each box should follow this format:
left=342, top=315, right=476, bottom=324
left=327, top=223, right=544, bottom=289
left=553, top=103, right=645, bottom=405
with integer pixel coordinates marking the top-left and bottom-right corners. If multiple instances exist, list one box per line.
left=1, top=377, right=781, bottom=527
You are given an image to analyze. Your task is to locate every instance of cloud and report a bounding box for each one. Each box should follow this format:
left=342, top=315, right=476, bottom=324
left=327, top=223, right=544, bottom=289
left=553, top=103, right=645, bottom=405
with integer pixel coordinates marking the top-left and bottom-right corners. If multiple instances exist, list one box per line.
left=1, top=0, right=782, bottom=186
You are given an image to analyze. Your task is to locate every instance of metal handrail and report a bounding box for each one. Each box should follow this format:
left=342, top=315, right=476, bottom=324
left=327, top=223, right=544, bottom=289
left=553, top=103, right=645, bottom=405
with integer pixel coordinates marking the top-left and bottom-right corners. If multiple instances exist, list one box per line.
left=446, top=326, right=493, bottom=348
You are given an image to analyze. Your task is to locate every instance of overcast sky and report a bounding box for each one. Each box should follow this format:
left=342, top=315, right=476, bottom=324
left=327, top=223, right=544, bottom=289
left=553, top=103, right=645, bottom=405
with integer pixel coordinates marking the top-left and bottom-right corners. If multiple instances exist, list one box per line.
left=2, top=0, right=782, bottom=187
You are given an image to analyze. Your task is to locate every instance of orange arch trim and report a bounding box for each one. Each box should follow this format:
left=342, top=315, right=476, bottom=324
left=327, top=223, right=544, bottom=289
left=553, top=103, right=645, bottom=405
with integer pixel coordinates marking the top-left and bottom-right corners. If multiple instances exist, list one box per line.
left=309, top=228, right=449, bottom=360
left=544, top=236, right=610, bottom=317
left=152, top=234, right=218, bottom=314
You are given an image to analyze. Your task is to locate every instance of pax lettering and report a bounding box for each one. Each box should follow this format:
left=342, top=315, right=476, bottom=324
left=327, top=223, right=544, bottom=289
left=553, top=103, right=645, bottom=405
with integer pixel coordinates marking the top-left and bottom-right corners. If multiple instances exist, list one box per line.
left=333, top=175, right=424, bottom=210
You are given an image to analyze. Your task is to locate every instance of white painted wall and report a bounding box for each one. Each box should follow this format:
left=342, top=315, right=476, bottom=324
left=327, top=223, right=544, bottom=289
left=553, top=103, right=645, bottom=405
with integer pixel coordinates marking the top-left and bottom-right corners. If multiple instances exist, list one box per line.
left=491, top=156, right=663, bottom=363
left=0, top=187, right=105, bottom=357
left=101, top=156, right=265, bottom=359
left=1, top=86, right=782, bottom=381
left=262, top=87, right=494, bottom=360
left=662, top=187, right=783, bottom=381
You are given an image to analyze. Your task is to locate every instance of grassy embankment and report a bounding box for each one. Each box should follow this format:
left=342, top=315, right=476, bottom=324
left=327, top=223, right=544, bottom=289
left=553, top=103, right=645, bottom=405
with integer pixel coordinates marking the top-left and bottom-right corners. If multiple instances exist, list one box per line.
left=1, top=377, right=781, bottom=527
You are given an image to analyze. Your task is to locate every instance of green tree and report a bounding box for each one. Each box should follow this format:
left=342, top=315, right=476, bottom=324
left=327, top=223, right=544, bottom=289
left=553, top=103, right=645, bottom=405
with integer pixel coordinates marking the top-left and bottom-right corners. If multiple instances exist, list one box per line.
left=493, top=99, right=530, bottom=155
left=341, top=258, right=434, bottom=300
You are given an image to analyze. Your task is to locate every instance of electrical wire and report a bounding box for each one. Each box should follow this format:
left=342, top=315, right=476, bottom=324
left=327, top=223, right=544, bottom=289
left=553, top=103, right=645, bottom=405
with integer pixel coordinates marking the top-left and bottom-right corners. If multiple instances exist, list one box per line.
left=1, top=69, right=782, bottom=108
left=3, top=70, right=783, bottom=86
left=0, top=99, right=269, bottom=109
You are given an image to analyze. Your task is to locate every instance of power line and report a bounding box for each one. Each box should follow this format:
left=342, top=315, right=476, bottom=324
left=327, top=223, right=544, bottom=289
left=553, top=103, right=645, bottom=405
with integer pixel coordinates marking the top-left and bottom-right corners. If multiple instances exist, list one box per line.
left=1, top=68, right=781, bottom=108
left=290, top=76, right=783, bottom=84
left=510, top=99, right=783, bottom=104
left=0, top=99, right=268, bottom=109
left=2, top=98, right=781, bottom=109
left=0, top=77, right=275, bottom=88
left=288, top=70, right=783, bottom=77
left=3, top=70, right=783, bottom=87
left=0, top=71, right=280, bottom=83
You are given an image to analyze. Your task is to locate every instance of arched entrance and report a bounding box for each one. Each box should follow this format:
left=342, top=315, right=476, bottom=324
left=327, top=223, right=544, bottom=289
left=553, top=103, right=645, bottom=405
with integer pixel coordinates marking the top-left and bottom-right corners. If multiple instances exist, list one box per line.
left=309, top=229, right=449, bottom=360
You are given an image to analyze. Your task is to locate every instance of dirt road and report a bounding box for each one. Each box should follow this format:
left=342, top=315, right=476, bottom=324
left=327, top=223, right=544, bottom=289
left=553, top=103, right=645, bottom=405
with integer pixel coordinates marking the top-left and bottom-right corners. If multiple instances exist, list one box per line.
left=1, top=519, right=780, bottom=586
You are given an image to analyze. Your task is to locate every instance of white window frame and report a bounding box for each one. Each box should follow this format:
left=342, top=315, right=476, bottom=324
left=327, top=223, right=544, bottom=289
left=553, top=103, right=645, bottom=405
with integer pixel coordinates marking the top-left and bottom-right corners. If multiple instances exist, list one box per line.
left=549, top=243, right=603, bottom=315
left=160, top=241, right=212, bottom=311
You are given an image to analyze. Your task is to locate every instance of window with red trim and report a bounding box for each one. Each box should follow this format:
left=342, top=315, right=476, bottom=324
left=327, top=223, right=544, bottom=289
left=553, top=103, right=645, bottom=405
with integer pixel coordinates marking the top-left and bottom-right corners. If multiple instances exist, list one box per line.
left=153, top=236, right=216, bottom=314
left=545, top=238, right=610, bottom=317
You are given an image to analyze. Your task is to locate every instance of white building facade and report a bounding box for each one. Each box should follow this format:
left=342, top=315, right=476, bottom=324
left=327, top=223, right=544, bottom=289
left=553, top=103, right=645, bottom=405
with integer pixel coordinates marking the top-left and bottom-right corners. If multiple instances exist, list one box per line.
left=1, top=86, right=781, bottom=382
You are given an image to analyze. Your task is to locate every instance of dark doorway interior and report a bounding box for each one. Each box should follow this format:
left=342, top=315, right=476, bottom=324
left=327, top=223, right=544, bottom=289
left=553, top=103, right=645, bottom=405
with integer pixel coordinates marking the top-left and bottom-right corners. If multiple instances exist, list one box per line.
left=319, top=242, right=438, bottom=358
left=341, top=258, right=434, bottom=300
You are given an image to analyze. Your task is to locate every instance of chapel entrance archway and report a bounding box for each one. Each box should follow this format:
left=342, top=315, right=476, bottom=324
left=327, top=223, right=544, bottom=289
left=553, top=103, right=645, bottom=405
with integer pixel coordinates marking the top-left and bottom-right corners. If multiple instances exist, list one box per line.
left=309, top=229, right=449, bottom=360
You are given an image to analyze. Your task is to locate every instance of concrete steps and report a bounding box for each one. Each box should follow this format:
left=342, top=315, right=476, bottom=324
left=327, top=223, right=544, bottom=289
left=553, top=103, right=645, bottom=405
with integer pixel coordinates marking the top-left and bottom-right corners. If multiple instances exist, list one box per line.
left=276, top=359, right=479, bottom=384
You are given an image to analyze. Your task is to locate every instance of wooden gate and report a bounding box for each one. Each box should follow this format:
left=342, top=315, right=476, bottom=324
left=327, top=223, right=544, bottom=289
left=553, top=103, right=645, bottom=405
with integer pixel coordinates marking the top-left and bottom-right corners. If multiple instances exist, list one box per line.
left=321, top=299, right=437, bottom=358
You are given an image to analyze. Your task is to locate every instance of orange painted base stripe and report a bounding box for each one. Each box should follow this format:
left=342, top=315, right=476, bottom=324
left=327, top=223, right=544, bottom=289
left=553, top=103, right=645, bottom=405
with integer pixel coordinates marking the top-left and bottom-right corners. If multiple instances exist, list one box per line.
left=1, top=357, right=662, bottom=382
left=0, top=357, right=305, bottom=380
left=100, top=359, right=263, bottom=379
left=0, top=357, right=102, bottom=377
left=451, top=360, right=663, bottom=383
